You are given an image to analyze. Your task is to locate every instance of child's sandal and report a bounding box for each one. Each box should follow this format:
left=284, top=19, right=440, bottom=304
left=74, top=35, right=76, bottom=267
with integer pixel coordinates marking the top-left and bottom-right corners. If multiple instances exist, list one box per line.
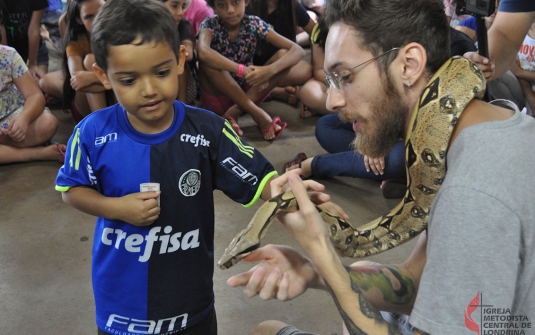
left=261, top=116, right=287, bottom=141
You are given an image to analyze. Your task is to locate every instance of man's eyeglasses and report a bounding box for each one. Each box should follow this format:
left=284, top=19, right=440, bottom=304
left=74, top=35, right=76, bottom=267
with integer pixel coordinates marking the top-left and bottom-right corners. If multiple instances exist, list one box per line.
left=324, top=47, right=401, bottom=91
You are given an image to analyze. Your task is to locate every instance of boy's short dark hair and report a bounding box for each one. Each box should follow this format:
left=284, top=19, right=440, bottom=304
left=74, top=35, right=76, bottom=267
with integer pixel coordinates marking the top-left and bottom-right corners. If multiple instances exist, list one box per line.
left=324, top=0, right=450, bottom=76
left=92, top=0, right=181, bottom=73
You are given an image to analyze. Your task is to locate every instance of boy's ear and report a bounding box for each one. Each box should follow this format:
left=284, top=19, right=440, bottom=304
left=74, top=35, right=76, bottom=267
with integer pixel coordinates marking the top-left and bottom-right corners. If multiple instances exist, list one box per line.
left=177, top=45, right=186, bottom=76
left=93, top=63, right=113, bottom=90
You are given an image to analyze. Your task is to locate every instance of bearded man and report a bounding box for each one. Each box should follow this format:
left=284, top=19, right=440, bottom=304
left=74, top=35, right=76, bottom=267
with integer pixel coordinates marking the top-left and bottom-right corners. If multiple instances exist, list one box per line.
left=226, top=0, right=535, bottom=334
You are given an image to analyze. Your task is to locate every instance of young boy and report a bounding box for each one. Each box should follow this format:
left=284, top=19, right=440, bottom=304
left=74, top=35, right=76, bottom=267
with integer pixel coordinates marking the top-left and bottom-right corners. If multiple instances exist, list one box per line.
left=55, top=0, right=277, bottom=334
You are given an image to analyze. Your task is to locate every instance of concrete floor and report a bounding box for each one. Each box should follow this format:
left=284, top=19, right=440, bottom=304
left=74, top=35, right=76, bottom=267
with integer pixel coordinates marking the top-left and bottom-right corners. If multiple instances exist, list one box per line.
left=0, top=99, right=419, bottom=334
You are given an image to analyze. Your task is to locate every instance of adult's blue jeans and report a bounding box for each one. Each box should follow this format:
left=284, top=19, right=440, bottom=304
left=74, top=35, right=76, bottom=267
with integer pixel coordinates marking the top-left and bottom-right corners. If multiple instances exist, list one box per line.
left=311, top=114, right=406, bottom=181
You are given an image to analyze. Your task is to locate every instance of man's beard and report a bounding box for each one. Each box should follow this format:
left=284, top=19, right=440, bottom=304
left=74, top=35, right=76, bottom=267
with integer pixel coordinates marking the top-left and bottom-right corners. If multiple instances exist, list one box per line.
left=352, top=75, right=408, bottom=158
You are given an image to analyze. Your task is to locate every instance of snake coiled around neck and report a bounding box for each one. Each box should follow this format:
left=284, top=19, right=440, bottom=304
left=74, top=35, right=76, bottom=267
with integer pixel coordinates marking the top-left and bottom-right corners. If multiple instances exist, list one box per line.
left=218, top=57, right=485, bottom=270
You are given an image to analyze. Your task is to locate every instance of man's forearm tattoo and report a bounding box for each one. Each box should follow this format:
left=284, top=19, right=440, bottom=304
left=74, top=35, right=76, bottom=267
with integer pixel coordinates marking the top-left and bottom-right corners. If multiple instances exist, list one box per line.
left=324, top=280, right=368, bottom=335
left=324, top=280, right=401, bottom=335
left=346, top=264, right=417, bottom=305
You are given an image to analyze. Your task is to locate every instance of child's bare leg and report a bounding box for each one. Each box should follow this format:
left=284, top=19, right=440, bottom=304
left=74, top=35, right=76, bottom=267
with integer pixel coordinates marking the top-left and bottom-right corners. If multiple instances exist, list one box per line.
left=199, top=65, right=275, bottom=134
left=266, top=49, right=312, bottom=103
left=39, top=71, right=65, bottom=100
left=74, top=92, right=92, bottom=117
left=86, top=92, right=107, bottom=112
left=224, top=90, right=280, bottom=140
left=37, top=64, right=48, bottom=80
left=0, top=110, right=58, bottom=147
left=0, top=143, right=66, bottom=164
left=84, top=54, right=97, bottom=72
left=267, top=49, right=312, bottom=86
left=199, top=63, right=247, bottom=114
left=270, top=86, right=299, bottom=105
left=281, top=60, right=312, bottom=88
left=0, top=111, right=63, bottom=164
left=227, top=68, right=291, bottom=140
left=299, top=80, right=331, bottom=115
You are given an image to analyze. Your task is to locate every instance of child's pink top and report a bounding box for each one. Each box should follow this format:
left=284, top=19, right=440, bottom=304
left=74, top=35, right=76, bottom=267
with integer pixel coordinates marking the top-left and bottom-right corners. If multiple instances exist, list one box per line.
left=184, top=0, right=214, bottom=38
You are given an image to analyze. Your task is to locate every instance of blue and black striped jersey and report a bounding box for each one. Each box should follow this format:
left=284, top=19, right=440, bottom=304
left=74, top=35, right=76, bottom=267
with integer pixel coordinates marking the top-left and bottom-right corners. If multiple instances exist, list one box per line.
left=56, top=101, right=276, bottom=334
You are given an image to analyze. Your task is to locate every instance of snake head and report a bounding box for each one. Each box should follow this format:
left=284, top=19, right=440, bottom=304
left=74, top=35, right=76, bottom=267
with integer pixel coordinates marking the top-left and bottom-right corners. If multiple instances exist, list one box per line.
left=218, top=249, right=254, bottom=270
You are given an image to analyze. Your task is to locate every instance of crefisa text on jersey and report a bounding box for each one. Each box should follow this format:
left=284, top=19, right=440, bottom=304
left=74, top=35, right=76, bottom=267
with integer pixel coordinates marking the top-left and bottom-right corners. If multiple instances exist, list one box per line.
left=101, top=226, right=200, bottom=262
left=180, top=133, right=210, bottom=147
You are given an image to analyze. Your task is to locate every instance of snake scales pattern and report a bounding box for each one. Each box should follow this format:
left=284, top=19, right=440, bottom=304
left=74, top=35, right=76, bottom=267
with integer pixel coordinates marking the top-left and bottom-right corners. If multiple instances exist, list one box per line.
left=218, top=57, right=485, bottom=270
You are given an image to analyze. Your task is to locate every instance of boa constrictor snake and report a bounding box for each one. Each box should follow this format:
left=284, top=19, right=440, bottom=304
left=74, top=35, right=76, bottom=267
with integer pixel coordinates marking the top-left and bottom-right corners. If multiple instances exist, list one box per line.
left=218, top=57, right=485, bottom=270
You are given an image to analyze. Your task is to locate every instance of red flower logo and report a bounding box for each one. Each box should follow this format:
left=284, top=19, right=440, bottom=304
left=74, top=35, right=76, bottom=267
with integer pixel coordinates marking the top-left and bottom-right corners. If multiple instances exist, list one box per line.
left=464, top=291, right=480, bottom=335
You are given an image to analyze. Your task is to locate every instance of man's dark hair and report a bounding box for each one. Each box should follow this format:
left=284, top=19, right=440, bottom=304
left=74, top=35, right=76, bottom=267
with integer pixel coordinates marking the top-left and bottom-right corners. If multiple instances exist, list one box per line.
left=91, top=0, right=181, bottom=73
left=323, top=0, right=450, bottom=76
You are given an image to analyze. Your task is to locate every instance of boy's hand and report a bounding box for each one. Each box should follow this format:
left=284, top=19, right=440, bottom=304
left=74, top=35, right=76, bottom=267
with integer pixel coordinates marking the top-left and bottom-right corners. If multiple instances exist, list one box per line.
left=270, top=170, right=328, bottom=200
left=6, top=116, right=30, bottom=142
left=118, top=191, right=161, bottom=226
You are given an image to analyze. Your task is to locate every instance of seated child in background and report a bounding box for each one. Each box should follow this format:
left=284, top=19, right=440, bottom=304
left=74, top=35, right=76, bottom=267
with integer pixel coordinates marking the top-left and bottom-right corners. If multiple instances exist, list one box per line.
left=197, top=0, right=305, bottom=141
left=184, top=0, right=214, bottom=104
left=4, top=0, right=49, bottom=83
left=55, top=1, right=278, bottom=334
left=63, top=0, right=108, bottom=121
left=160, top=0, right=197, bottom=105
left=246, top=0, right=314, bottom=106
left=0, top=45, right=65, bottom=164
left=40, top=0, right=108, bottom=122
left=41, top=0, right=64, bottom=51
left=284, top=114, right=407, bottom=199
left=39, top=3, right=69, bottom=105
left=185, top=0, right=214, bottom=40
left=455, top=0, right=527, bottom=109
left=298, top=17, right=331, bottom=117
left=444, top=0, right=470, bottom=27
left=511, top=18, right=535, bottom=115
